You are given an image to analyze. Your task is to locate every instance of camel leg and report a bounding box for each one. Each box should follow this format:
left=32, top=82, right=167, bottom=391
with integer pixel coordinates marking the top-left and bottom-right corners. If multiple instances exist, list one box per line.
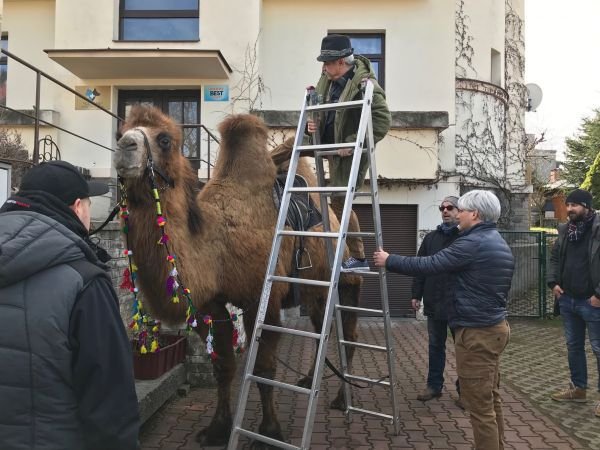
left=243, top=306, right=284, bottom=449
left=194, top=301, right=236, bottom=446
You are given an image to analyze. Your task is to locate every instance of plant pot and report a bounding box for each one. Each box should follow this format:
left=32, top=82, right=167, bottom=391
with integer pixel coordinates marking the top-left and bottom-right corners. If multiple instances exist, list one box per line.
left=132, top=334, right=187, bottom=380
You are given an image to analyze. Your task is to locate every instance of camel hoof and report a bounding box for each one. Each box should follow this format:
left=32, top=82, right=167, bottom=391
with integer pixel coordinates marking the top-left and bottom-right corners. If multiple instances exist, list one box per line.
left=330, top=394, right=347, bottom=411
left=296, top=376, right=313, bottom=389
left=195, top=426, right=230, bottom=446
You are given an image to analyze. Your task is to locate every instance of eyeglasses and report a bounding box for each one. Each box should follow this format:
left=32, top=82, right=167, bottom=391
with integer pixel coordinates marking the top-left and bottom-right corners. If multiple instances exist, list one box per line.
left=439, top=205, right=455, bottom=212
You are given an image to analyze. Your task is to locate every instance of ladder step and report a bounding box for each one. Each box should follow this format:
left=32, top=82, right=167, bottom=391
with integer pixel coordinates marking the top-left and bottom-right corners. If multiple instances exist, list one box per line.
left=340, top=269, right=382, bottom=277
left=339, top=340, right=388, bottom=352
left=336, top=304, right=384, bottom=316
left=297, top=143, right=364, bottom=153
left=346, top=231, right=376, bottom=238
left=247, top=374, right=312, bottom=395
left=306, top=99, right=364, bottom=111
left=261, top=323, right=321, bottom=340
left=344, top=373, right=391, bottom=387
left=347, top=406, right=394, bottom=422
left=288, top=186, right=347, bottom=193
left=269, top=275, right=331, bottom=287
left=279, top=230, right=338, bottom=238
left=235, top=427, right=301, bottom=450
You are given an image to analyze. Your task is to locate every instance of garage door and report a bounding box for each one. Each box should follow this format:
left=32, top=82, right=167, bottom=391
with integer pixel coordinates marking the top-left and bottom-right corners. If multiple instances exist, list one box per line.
left=353, top=204, right=418, bottom=317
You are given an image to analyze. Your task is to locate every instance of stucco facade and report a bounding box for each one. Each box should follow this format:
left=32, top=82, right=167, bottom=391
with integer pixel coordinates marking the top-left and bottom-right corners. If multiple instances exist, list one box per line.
left=0, top=0, right=527, bottom=232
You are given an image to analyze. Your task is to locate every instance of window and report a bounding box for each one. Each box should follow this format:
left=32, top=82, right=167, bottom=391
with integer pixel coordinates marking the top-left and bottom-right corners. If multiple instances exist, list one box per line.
left=344, top=33, right=385, bottom=89
left=119, top=0, right=199, bottom=41
left=490, top=48, right=501, bottom=86
left=118, top=90, right=202, bottom=170
left=0, top=35, right=8, bottom=106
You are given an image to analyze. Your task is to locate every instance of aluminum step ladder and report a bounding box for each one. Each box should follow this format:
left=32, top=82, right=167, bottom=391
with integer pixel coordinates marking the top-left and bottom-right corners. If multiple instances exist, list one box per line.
left=228, top=80, right=400, bottom=450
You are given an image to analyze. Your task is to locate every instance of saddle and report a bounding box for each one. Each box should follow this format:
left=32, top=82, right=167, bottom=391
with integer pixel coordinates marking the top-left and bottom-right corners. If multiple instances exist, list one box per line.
left=272, top=172, right=323, bottom=271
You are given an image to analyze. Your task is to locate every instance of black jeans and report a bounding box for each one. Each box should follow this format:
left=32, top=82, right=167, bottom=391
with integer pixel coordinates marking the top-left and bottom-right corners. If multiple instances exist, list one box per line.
left=427, top=318, right=459, bottom=394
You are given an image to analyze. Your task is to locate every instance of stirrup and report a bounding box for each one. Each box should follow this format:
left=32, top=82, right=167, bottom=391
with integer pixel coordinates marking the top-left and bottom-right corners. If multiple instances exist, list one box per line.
left=296, top=248, right=313, bottom=270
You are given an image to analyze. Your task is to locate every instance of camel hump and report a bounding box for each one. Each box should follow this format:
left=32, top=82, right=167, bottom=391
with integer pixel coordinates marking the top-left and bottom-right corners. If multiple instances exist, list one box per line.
left=218, top=114, right=268, bottom=147
left=212, top=114, right=275, bottom=180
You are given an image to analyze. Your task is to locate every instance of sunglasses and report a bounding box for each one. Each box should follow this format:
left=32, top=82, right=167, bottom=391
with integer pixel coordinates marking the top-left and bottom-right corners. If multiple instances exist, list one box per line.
left=439, top=205, right=455, bottom=212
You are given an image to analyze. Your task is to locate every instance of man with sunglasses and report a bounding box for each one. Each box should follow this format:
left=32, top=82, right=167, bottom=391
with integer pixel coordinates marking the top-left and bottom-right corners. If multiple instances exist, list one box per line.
left=411, top=196, right=460, bottom=404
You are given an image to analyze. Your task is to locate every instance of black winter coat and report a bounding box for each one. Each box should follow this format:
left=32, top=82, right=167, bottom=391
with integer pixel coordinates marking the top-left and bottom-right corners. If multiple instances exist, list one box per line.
left=387, top=222, right=514, bottom=329
left=411, top=226, right=459, bottom=320
left=0, top=195, right=140, bottom=450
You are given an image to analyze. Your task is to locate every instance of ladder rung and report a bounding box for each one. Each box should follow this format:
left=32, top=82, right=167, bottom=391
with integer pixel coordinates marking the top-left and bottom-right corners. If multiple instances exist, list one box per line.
left=340, top=270, right=382, bottom=277
left=354, top=191, right=373, bottom=197
left=288, top=186, right=347, bottom=193
left=336, top=304, right=384, bottom=316
left=346, top=231, right=376, bottom=238
left=306, top=100, right=364, bottom=111
left=347, top=406, right=394, bottom=422
left=279, top=230, right=339, bottom=238
left=297, top=143, right=359, bottom=152
left=247, top=374, right=312, bottom=395
left=339, top=340, right=388, bottom=352
left=235, top=427, right=301, bottom=450
left=344, top=373, right=391, bottom=387
left=261, top=324, right=321, bottom=340
left=269, top=275, right=331, bottom=287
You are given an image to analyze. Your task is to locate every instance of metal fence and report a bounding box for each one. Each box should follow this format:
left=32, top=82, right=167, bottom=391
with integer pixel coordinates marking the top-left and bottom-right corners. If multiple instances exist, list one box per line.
left=499, top=231, right=557, bottom=318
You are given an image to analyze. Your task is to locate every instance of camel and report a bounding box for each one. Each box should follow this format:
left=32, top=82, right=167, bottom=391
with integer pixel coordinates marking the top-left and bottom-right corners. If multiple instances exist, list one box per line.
left=113, top=105, right=362, bottom=447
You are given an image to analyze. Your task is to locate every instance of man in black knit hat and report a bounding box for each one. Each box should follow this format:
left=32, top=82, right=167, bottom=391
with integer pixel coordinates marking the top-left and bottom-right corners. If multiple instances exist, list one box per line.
left=0, top=161, right=140, bottom=449
left=548, top=188, right=600, bottom=418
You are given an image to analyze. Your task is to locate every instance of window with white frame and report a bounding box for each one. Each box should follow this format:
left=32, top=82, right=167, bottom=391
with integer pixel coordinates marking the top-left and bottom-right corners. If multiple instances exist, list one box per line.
left=119, top=0, right=199, bottom=41
left=344, top=33, right=386, bottom=89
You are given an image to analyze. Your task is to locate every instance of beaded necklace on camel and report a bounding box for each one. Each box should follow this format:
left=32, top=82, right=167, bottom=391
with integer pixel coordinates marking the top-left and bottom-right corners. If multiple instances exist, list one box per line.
left=119, top=136, right=243, bottom=359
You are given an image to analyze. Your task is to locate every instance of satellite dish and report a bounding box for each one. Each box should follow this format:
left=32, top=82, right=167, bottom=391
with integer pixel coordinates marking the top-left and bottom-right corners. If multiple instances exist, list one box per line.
left=526, top=83, right=543, bottom=112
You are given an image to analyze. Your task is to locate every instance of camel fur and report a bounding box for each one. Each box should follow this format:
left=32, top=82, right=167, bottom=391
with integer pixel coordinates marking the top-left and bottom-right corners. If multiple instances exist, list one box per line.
left=114, top=105, right=361, bottom=447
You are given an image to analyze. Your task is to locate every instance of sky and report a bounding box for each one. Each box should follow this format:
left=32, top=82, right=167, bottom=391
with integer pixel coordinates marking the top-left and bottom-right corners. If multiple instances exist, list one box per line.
left=525, top=0, right=600, bottom=159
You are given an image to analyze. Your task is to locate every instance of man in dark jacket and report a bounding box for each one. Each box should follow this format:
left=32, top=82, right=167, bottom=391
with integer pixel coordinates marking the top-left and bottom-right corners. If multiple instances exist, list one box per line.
left=411, top=196, right=460, bottom=402
left=374, top=190, right=514, bottom=450
left=0, top=161, right=140, bottom=450
left=307, top=34, right=391, bottom=272
left=547, top=188, right=600, bottom=418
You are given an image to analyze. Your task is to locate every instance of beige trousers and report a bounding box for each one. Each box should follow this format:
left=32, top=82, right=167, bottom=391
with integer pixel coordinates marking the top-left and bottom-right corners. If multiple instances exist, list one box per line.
left=455, top=320, right=510, bottom=450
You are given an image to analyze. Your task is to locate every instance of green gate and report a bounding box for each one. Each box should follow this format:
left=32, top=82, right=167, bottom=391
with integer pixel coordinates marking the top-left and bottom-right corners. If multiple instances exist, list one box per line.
left=500, top=231, right=555, bottom=318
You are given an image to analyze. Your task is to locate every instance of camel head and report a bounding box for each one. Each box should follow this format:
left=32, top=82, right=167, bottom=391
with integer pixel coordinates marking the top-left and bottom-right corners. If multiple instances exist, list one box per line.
left=114, top=105, right=187, bottom=182
left=114, top=104, right=202, bottom=233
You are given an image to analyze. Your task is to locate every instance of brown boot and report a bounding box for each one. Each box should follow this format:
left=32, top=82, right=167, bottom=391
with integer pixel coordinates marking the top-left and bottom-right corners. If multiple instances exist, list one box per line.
left=417, top=386, right=442, bottom=402
left=550, top=382, right=587, bottom=402
left=595, top=401, right=600, bottom=417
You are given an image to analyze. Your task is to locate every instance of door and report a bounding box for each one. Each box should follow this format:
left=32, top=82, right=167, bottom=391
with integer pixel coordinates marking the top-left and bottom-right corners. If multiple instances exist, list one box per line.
left=118, top=90, right=201, bottom=171
left=354, top=204, right=418, bottom=317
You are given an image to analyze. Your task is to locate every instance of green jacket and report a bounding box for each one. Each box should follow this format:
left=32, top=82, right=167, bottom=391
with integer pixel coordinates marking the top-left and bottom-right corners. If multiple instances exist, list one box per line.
left=313, top=55, right=391, bottom=187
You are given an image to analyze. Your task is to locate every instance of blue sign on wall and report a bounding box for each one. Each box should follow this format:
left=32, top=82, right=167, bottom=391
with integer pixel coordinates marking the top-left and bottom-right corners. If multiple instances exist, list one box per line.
left=204, top=85, right=229, bottom=102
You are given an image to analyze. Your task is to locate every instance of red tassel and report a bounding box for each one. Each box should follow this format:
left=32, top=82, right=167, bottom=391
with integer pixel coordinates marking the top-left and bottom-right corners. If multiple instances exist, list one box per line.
left=120, top=268, right=133, bottom=291
left=232, top=328, right=239, bottom=347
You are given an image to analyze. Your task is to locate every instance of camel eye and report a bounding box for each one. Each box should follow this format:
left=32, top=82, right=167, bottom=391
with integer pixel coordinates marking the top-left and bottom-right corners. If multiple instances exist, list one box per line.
left=157, top=133, right=171, bottom=150
left=115, top=131, right=123, bottom=141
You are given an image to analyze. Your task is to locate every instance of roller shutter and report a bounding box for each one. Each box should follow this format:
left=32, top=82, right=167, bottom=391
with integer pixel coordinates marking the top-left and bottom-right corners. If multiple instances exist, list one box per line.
left=353, top=204, right=418, bottom=317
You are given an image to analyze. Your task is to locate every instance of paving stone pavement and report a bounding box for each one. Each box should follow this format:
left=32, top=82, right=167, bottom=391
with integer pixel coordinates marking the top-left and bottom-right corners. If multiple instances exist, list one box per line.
left=140, top=318, right=596, bottom=449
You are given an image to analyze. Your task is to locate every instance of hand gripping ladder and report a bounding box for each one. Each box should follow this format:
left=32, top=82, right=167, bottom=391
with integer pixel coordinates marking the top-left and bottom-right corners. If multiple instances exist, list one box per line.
left=228, top=80, right=400, bottom=450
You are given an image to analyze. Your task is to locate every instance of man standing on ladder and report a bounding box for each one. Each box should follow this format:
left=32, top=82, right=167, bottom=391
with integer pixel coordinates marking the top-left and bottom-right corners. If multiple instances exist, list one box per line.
left=307, top=34, right=391, bottom=272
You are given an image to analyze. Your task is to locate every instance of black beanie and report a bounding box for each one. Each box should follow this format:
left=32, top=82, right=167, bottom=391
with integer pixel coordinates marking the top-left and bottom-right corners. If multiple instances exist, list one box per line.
left=565, top=188, right=593, bottom=209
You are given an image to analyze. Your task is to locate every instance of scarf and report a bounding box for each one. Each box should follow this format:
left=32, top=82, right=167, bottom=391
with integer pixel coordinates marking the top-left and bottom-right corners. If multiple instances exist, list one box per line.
left=437, top=222, right=459, bottom=236
left=567, top=210, right=596, bottom=242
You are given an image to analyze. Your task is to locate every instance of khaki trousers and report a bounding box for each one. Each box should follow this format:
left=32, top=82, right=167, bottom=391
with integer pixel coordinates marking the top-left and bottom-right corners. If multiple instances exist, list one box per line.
left=330, top=196, right=365, bottom=259
left=455, top=320, right=510, bottom=450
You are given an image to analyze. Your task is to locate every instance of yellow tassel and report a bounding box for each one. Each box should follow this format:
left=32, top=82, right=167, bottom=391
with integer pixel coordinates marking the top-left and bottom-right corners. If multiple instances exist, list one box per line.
left=140, top=345, right=147, bottom=354
left=132, top=322, right=139, bottom=331
left=172, top=295, right=179, bottom=304
left=132, top=313, right=140, bottom=321
left=150, top=340, right=159, bottom=352
left=142, top=315, right=148, bottom=323
left=152, top=188, right=159, bottom=200
left=131, top=263, right=138, bottom=273
left=152, top=325, right=159, bottom=333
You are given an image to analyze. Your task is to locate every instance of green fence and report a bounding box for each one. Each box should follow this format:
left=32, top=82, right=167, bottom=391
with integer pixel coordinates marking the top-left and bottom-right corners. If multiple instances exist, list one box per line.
left=499, top=231, right=556, bottom=318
